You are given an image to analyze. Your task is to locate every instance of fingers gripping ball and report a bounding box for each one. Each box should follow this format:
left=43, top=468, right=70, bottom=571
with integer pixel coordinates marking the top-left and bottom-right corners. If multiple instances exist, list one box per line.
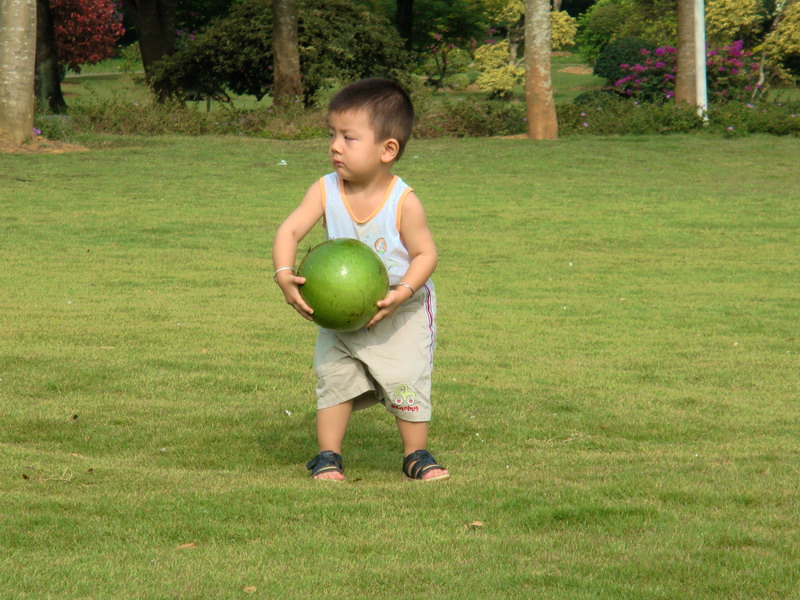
left=297, top=239, right=389, bottom=331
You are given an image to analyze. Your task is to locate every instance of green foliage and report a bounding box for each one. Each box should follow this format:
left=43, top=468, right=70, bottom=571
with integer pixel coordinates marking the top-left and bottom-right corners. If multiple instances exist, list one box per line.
left=176, top=0, right=235, bottom=32
left=150, top=1, right=274, bottom=101
left=419, top=47, right=473, bottom=87
left=593, top=37, right=655, bottom=84
left=444, top=72, right=473, bottom=90
left=150, top=0, right=410, bottom=103
left=413, top=0, right=487, bottom=54
left=562, top=95, right=800, bottom=136
left=763, top=2, right=800, bottom=79
left=575, top=0, right=634, bottom=65
left=118, top=42, right=142, bottom=75
left=551, top=10, right=579, bottom=50
left=710, top=100, right=800, bottom=136
left=622, top=0, right=678, bottom=45
left=298, top=0, right=411, bottom=99
left=414, top=96, right=526, bottom=137
left=561, top=98, right=705, bottom=134
left=705, top=0, right=764, bottom=46
left=59, top=97, right=327, bottom=138
left=474, top=40, right=523, bottom=98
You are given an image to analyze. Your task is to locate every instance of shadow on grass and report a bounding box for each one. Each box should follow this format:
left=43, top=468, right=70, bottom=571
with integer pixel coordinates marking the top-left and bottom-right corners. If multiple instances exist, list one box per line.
left=256, top=404, right=401, bottom=475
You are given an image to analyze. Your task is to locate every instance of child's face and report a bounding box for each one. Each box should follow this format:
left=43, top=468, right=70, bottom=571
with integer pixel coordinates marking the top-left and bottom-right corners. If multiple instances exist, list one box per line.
left=328, top=109, right=389, bottom=183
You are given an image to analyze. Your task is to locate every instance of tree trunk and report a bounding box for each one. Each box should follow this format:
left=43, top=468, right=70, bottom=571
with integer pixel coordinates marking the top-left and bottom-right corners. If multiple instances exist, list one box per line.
left=122, top=0, right=176, bottom=93
left=0, top=0, right=38, bottom=144
left=396, top=0, right=413, bottom=50
left=675, top=0, right=696, bottom=104
left=525, top=0, right=557, bottom=140
left=35, top=0, right=66, bottom=113
left=272, top=0, right=301, bottom=107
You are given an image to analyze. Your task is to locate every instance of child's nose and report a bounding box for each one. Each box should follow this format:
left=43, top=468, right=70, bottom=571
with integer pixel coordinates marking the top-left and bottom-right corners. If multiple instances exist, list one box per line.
left=329, top=136, right=342, bottom=154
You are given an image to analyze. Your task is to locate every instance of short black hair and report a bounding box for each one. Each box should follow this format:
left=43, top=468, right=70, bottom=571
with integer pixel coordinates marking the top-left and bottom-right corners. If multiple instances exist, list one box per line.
left=328, top=78, right=414, bottom=160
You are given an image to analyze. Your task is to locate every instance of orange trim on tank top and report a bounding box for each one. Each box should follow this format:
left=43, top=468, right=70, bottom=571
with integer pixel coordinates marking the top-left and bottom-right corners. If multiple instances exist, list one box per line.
left=319, top=177, right=327, bottom=229
left=395, top=187, right=413, bottom=231
left=339, top=175, right=397, bottom=224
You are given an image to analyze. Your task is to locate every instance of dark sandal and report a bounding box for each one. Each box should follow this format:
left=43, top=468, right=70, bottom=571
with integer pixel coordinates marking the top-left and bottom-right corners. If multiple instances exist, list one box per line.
left=306, top=451, right=344, bottom=479
left=403, top=449, right=450, bottom=482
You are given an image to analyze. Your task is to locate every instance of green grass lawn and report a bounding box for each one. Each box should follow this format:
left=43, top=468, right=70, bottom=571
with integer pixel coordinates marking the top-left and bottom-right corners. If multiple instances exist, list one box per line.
left=1, top=134, right=799, bottom=599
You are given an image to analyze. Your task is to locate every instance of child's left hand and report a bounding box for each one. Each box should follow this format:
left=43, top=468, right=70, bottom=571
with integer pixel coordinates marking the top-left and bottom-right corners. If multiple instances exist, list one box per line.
left=366, top=287, right=411, bottom=328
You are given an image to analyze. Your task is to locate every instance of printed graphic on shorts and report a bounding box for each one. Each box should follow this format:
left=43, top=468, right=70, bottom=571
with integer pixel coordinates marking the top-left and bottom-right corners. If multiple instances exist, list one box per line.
left=391, top=384, right=420, bottom=412
left=374, top=237, right=387, bottom=254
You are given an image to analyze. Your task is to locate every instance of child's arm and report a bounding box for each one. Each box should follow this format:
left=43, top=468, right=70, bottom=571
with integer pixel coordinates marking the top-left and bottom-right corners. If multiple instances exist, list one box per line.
left=272, top=183, right=325, bottom=320
left=366, top=191, right=438, bottom=328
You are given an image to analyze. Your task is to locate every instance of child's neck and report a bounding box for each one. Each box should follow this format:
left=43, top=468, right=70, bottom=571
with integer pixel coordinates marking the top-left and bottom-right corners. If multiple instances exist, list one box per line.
left=342, top=168, right=395, bottom=207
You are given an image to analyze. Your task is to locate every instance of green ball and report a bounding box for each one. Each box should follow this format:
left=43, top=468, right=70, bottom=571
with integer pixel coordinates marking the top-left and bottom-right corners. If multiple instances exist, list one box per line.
left=297, top=239, right=390, bottom=331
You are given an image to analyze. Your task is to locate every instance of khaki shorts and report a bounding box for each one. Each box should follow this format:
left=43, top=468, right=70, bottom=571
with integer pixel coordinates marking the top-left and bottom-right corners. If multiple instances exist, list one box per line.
left=314, top=284, right=437, bottom=422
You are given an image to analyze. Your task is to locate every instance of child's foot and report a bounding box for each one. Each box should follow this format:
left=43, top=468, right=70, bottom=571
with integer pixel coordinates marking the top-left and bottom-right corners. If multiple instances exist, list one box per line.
left=403, top=449, right=451, bottom=482
left=306, top=451, right=345, bottom=481
left=313, top=469, right=346, bottom=481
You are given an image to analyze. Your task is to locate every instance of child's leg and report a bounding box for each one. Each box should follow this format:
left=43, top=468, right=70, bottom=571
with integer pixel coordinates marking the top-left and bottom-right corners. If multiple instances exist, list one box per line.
left=395, top=418, right=448, bottom=480
left=313, top=400, right=353, bottom=480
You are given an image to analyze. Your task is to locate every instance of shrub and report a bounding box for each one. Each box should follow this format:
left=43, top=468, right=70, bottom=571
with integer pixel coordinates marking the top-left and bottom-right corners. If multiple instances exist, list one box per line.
left=444, top=73, right=472, bottom=90
left=614, top=46, right=679, bottom=103
left=414, top=97, right=526, bottom=138
left=709, top=101, right=800, bottom=136
left=118, top=42, right=142, bottom=75
left=706, top=40, right=762, bottom=102
left=575, top=0, right=633, bottom=66
left=52, top=0, right=125, bottom=73
left=551, top=11, right=579, bottom=51
left=62, top=97, right=327, bottom=138
left=151, top=0, right=410, bottom=103
left=559, top=99, right=705, bottom=136
left=149, top=2, right=273, bottom=101
left=594, top=37, right=656, bottom=84
left=560, top=97, right=799, bottom=137
left=474, top=40, right=523, bottom=99
left=705, top=0, right=763, bottom=46
left=762, top=2, right=800, bottom=80
left=614, top=41, right=763, bottom=103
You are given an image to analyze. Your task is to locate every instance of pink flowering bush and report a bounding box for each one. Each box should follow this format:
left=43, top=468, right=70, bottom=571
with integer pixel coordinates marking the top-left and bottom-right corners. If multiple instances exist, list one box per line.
left=614, top=41, right=762, bottom=103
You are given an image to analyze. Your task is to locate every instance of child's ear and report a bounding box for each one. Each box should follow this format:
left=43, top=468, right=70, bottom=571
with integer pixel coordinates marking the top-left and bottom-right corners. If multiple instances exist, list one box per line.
left=381, top=138, right=400, bottom=163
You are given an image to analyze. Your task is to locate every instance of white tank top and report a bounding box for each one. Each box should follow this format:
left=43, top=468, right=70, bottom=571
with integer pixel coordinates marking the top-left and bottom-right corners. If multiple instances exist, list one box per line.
left=320, top=173, right=430, bottom=288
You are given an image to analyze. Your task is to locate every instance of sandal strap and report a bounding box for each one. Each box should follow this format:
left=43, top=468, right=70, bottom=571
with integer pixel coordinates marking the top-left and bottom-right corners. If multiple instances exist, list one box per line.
left=403, top=449, right=445, bottom=480
left=306, top=451, right=343, bottom=477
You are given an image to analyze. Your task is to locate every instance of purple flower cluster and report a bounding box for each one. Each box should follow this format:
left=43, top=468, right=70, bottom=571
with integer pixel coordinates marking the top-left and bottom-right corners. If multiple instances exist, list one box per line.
left=614, top=41, right=762, bottom=103
left=614, top=46, right=678, bottom=102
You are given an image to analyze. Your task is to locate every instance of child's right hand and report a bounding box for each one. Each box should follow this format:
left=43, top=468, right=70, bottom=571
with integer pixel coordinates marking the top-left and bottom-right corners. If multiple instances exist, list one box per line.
left=277, top=274, right=314, bottom=321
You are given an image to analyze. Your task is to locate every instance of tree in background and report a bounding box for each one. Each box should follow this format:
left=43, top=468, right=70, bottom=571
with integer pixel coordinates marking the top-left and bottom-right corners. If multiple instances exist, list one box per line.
left=51, top=0, right=124, bottom=71
left=525, top=0, right=557, bottom=139
left=396, top=0, right=413, bottom=48
left=674, top=0, right=696, bottom=104
left=175, top=0, right=233, bottom=32
left=415, top=0, right=487, bottom=86
left=150, top=0, right=409, bottom=103
left=1, top=0, right=37, bottom=144
left=475, top=0, right=575, bottom=98
left=272, top=0, right=301, bottom=106
left=122, top=0, right=176, bottom=92
left=36, top=0, right=66, bottom=112
left=34, top=0, right=124, bottom=113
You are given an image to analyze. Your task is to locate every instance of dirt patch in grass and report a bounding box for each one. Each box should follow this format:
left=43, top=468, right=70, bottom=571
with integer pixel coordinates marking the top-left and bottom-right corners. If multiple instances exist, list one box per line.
left=559, top=66, right=594, bottom=75
left=0, top=130, right=88, bottom=154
